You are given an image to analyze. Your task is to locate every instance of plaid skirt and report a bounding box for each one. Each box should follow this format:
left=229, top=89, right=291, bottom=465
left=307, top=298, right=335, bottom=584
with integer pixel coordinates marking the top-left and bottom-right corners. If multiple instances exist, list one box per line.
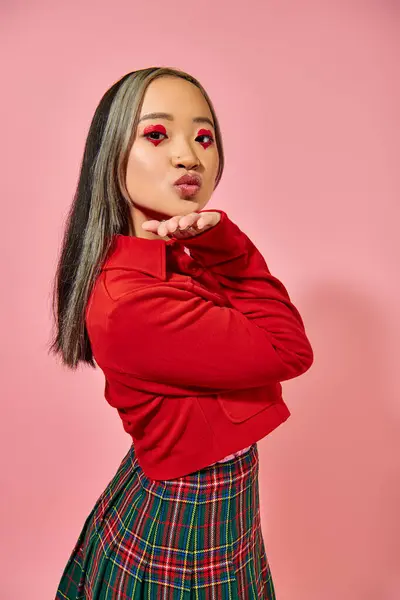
left=55, top=442, right=276, bottom=599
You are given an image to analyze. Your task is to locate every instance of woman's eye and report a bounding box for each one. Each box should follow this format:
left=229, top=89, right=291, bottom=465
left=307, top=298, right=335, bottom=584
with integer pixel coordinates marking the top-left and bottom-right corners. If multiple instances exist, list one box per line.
left=145, top=132, right=166, bottom=140
left=196, top=134, right=214, bottom=143
left=196, top=129, right=215, bottom=149
left=142, top=124, right=168, bottom=146
left=143, top=131, right=167, bottom=147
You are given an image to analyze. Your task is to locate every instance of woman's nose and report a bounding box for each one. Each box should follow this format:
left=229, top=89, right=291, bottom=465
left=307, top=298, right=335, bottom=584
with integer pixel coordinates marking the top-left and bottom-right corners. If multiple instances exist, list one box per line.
left=171, top=143, right=200, bottom=169
left=172, top=156, right=200, bottom=170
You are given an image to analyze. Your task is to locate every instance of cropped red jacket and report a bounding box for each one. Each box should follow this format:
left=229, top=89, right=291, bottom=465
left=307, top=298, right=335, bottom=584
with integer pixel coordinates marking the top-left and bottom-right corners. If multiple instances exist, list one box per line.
left=85, top=209, right=314, bottom=480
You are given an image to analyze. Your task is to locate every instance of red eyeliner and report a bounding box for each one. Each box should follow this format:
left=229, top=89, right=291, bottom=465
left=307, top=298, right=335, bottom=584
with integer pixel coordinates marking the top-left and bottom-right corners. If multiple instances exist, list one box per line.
left=143, top=124, right=167, bottom=146
left=197, top=128, right=213, bottom=149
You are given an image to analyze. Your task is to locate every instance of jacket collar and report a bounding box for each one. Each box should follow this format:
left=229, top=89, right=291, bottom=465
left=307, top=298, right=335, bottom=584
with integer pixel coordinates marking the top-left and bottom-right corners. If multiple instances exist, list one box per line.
left=101, top=234, right=187, bottom=280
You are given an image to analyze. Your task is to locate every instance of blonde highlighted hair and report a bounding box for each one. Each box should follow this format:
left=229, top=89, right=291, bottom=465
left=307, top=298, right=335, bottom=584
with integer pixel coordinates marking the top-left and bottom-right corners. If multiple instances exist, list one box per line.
left=49, top=67, right=225, bottom=369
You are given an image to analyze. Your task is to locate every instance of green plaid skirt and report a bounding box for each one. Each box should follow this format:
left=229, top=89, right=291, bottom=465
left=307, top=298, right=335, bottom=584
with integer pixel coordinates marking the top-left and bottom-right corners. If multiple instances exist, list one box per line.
left=55, top=442, right=276, bottom=599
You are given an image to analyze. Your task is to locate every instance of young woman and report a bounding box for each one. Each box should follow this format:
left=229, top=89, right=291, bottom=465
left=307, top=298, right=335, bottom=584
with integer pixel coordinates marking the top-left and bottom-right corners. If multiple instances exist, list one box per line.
left=51, top=67, right=313, bottom=599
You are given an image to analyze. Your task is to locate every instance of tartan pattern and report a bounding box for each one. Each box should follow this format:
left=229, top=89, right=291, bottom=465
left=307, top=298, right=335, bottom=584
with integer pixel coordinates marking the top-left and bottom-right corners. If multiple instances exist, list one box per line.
left=55, top=443, right=276, bottom=599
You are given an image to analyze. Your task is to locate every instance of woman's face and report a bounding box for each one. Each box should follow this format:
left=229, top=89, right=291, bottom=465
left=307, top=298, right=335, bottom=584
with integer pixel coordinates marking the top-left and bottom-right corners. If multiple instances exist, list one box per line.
left=125, top=76, right=220, bottom=237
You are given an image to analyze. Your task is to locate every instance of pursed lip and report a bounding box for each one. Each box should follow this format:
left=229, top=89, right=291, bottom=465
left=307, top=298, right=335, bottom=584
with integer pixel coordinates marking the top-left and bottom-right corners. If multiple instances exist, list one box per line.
left=174, top=173, right=202, bottom=187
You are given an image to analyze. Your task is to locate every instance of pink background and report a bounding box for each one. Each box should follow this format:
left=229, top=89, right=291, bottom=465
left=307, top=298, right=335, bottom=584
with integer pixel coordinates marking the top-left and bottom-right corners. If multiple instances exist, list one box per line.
left=1, top=1, right=399, bottom=598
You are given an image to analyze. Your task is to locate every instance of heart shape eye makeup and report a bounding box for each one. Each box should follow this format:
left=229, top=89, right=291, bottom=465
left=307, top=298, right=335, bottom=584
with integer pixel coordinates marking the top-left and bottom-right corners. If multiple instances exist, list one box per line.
left=143, top=124, right=167, bottom=146
left=197, top=128, right=214, bottom=149
left=142, top=125, right=215, bottom=149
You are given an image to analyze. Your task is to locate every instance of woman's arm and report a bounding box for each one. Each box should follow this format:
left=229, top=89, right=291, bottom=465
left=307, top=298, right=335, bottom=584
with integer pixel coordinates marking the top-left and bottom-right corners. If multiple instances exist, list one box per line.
left=103, top=211, right=313, bottom=392
left=184, top=209, right=309, bottom=331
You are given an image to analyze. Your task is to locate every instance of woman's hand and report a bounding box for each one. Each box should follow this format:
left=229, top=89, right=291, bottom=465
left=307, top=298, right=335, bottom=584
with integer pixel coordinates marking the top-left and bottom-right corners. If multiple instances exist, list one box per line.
left=142, top=211, right=221, bottom=239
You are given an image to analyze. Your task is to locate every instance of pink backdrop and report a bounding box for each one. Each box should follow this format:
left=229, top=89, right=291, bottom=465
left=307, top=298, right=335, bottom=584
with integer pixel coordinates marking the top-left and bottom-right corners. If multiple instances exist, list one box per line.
left=1, top=1, right=399, bottom=598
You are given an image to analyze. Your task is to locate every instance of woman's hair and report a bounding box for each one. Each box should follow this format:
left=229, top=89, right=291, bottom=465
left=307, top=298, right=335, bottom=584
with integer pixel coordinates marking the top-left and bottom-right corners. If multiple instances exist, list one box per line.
left=48, top=67, right=225, bottom=370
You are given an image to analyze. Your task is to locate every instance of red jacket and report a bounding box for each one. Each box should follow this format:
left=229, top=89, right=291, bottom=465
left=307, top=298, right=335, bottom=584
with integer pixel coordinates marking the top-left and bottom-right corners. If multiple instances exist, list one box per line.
left=85, top=209, right=313, bottom=480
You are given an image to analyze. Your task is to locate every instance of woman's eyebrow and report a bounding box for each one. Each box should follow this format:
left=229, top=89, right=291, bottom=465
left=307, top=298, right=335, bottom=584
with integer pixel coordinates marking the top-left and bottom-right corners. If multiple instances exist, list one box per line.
left=138, top=112, right=214, bottom=128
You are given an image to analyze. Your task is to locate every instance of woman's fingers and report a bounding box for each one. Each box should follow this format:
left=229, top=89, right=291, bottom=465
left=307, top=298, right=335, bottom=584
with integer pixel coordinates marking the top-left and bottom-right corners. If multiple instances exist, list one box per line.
left=177, top=213, right=200, bottom=229
left=142, top=212, right=217, bottom=238
left=141, top=220, right=160, bottom=232
left=165, top=216, right=182, bottom=235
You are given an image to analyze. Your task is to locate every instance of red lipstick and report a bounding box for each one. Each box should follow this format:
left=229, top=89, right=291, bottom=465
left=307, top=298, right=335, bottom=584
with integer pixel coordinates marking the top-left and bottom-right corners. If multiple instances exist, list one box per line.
left=173, top=173, right=202, bottom=199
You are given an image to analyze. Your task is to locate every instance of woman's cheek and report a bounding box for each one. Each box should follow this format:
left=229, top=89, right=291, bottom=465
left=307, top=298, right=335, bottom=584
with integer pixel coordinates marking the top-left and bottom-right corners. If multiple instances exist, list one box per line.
left=128, top=147, right=155, bottom=176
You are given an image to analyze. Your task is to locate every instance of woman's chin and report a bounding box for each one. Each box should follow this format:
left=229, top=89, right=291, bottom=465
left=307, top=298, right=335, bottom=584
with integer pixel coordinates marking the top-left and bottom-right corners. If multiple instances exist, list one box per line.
left=180, top=197, right=200, bottom=206
left=178, top=194, right=209, bottom=210
left=171, top=196, right=202, bottom=213
left=153, top=193, right=207, bottom=217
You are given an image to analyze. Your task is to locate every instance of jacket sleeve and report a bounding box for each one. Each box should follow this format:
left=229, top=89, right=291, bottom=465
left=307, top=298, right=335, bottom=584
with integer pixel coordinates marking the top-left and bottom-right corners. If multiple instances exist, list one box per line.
left=184, top=209, right=309, bottom=331
left=103, top=211, right=314, bottom=392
